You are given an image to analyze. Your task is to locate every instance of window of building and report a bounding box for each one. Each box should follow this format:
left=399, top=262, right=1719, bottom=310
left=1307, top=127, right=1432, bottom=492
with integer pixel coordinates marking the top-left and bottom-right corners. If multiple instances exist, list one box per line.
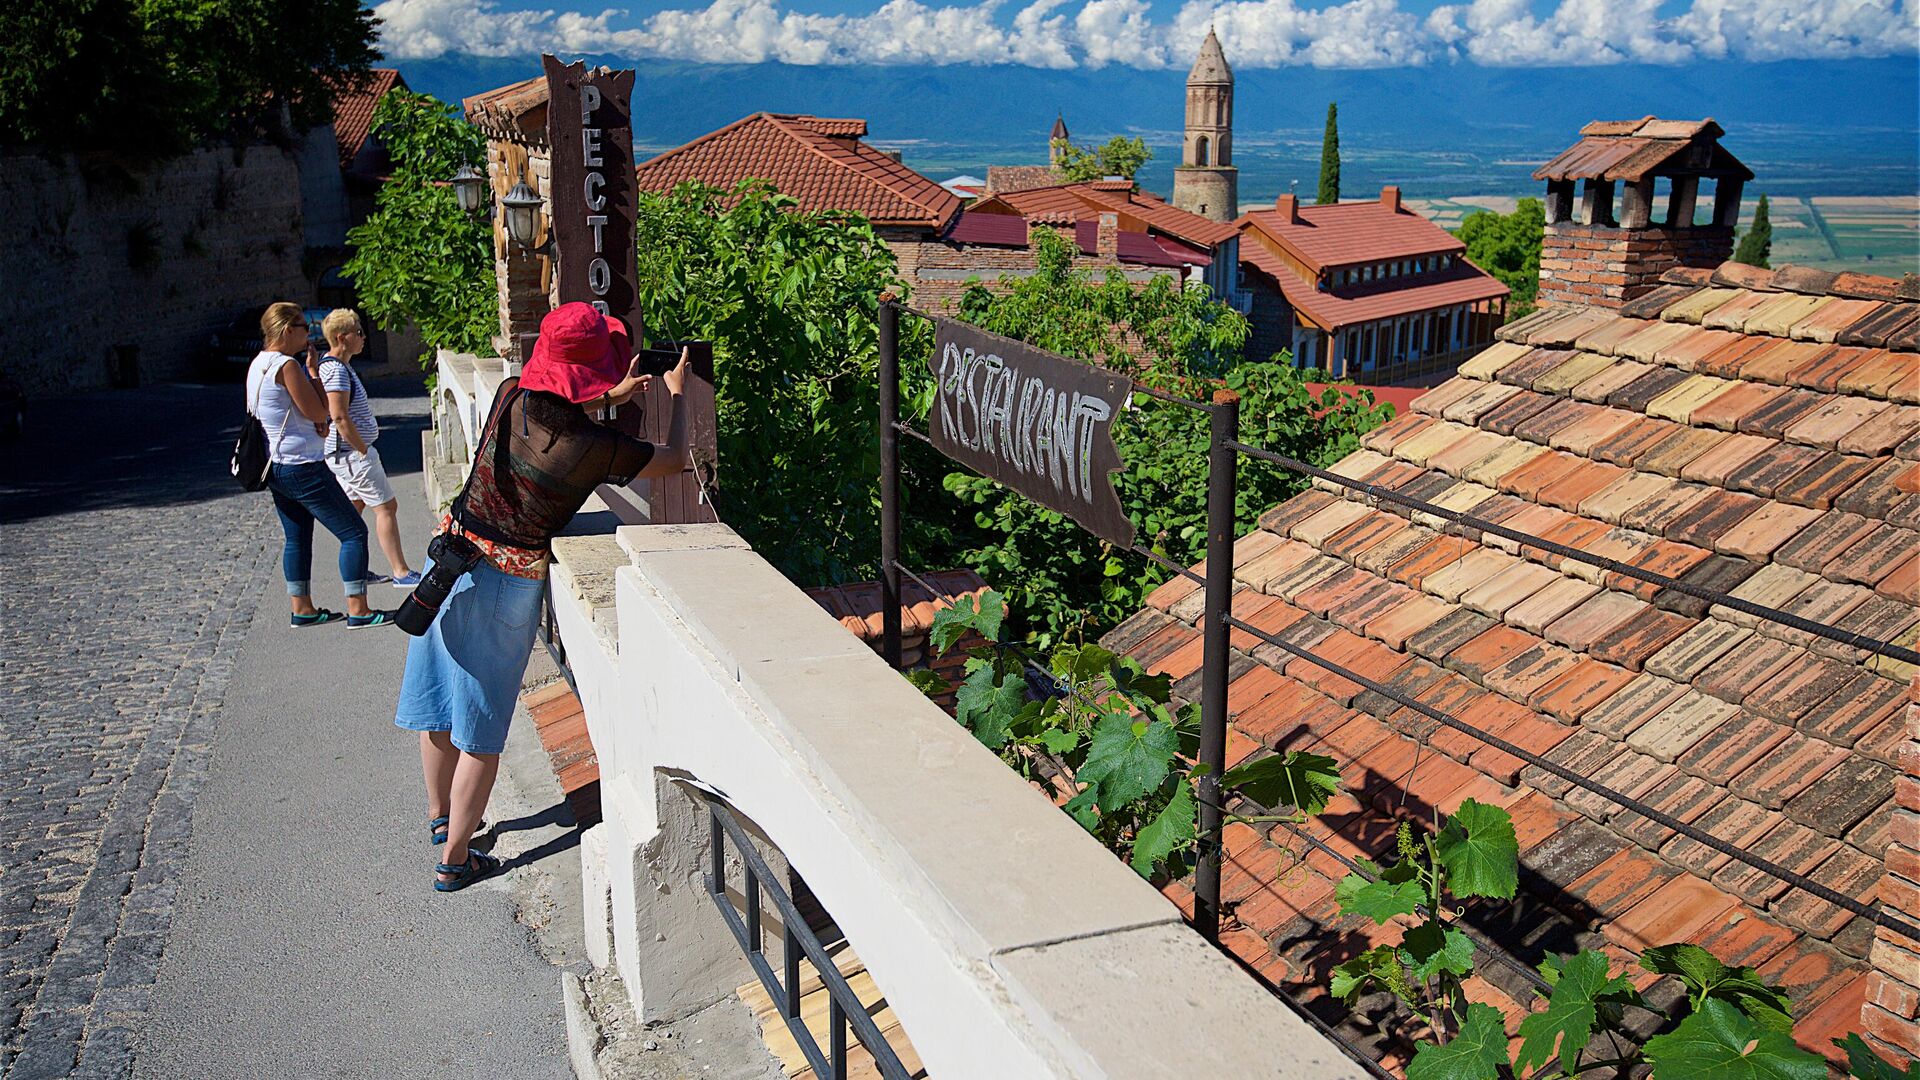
left=1195, top=135, right=1209, bottom=167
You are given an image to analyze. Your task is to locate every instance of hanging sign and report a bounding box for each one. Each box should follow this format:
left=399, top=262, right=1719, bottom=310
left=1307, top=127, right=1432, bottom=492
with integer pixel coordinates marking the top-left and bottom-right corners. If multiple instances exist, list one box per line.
left=928, top=319, right=1135, bottom=547
left=542, top=55, right=640, bottom=338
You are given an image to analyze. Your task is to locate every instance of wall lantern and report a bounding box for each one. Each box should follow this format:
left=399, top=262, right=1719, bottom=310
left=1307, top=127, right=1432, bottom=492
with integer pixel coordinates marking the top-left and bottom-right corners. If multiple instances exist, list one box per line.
left=450, top=163, right=487, bottom=214
left=500, top=181, right=546, bottom=252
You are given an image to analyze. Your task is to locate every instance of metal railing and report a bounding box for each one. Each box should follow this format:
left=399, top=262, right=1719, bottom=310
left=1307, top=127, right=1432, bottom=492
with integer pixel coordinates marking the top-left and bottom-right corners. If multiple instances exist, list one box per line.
left=702, top=795, right=914, bottom=1080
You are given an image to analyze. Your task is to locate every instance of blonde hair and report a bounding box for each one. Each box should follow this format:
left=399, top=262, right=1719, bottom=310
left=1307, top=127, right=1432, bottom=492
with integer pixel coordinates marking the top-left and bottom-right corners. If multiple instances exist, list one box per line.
left=260, top=302, right=306, bottom=351
left=321, top=308, right=361, bottom=350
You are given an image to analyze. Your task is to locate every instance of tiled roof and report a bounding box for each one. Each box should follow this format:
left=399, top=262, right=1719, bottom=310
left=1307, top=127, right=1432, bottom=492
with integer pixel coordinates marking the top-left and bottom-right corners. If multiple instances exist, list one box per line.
left=328, top=68, right=402, bottom=171
left=1535, top=117, right=1753, bottom=184
left=808, top=570, right=990, bottom=714
left=1107, top=260, right=1919, bottom=1071
left=633, top=113, right=961, bottom=229
left=1240, top=199, right=1465, bottom=272
left=1241, top=241, right=1508, bottom=331
left=975, top=181, right=1238, bottom=248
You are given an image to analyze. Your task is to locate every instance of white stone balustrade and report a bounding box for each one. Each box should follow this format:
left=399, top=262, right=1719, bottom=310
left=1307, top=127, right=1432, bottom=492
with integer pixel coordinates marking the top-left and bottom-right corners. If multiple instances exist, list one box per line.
left=543, top=521, right=1368, bottom=1079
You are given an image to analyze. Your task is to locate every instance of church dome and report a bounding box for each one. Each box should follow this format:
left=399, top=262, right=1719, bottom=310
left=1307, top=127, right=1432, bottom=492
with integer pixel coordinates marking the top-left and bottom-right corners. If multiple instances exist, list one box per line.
left=1188, top=27, right=1232, bottom=84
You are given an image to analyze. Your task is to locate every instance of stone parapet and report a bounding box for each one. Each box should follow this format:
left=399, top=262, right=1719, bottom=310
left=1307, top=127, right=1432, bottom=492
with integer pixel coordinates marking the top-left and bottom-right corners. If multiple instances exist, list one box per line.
left=542, top=520, right=1369, bottom=1079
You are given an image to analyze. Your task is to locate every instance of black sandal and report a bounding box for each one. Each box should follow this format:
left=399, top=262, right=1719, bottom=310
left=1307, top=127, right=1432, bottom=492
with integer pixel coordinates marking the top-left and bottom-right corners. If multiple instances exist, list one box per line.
left=434, top=850, right=503, bottom=892
left=428, top=816, right=488, bottom=846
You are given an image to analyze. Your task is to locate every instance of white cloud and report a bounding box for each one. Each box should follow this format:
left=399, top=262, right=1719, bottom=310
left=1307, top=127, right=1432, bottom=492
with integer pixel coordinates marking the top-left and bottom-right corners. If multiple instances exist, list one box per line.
left=370, top=0, right=1920, bottom=67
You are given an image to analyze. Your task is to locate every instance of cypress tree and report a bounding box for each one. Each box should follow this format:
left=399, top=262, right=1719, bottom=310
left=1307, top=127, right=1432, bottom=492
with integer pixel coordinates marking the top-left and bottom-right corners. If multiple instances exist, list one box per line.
left=1733, top=193, right=1772, bottom=268
left=1317, top=103, right=1341, bottom=205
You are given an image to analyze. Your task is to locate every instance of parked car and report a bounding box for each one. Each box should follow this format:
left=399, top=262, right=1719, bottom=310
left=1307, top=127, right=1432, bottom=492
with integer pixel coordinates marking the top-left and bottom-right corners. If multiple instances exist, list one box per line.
left=0, top=376, right=23, bottom=442
left=202, top=305, right=330, bottom=380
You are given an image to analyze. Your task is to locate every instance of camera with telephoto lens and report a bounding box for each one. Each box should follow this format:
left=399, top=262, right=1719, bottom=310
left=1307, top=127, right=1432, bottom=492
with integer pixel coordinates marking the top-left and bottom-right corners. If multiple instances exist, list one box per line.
left=395, top=532, right=485, bottom=636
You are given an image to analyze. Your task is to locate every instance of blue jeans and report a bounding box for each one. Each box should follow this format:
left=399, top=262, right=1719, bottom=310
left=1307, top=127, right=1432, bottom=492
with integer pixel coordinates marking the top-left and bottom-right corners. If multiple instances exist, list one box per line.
left=267, top=461, right=369, bottom=598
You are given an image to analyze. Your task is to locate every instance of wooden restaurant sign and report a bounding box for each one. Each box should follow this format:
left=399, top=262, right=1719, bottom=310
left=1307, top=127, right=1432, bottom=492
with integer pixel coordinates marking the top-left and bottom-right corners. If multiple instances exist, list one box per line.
left=928, top=319, right=1135, bottom=547
left=542, top=55, right=640, bottom=335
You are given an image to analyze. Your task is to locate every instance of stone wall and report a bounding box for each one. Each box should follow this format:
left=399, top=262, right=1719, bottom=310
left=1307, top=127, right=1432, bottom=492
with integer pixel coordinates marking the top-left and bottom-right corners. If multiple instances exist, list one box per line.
left=1171, top=165, right=1237, bottom=224
left=1, top=143, right=313, bottom=395
left=1538, top=223, right=1734, bottom=310
left=485, top=138, right=554, bottom=359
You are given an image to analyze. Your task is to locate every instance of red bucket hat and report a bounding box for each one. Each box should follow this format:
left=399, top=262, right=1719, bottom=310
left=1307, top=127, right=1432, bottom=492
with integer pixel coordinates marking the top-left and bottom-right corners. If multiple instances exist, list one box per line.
left=519, top=302, right=632, bottom=404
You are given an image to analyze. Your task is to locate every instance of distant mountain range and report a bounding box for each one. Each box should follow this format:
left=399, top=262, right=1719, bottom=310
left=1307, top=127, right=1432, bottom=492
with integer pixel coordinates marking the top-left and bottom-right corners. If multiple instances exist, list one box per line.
left=394, top=55, right=1919, bottom=201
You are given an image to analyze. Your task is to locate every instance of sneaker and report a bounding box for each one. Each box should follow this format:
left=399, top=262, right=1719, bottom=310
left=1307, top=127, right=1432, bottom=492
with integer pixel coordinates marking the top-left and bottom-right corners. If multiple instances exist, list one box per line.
left=347, top=610, right=398, bottom=629
left=388, top=571, right=423, bottom=588
left=291, top=608, right=344, bottom=628
left=364, top=572, right=392, bottom=586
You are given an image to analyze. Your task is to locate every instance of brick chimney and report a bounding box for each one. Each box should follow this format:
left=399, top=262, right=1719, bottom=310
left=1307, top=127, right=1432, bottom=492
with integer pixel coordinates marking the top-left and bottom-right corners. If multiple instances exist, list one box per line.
left=1379, top=186, right=1401, bottom=212
left=1864, top=672, right=1920, bottom=1063
left=1535, top=118, right=1747, bottom=310
left=1096, top=212, right=1119, bottom=259
left=1275, top=193, right=1299, bottom=223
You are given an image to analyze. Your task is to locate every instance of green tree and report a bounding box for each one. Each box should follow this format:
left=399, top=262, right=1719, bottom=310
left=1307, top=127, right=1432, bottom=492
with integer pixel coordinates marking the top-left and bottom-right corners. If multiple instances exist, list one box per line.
left=1734, top=193, right=1772, bottom=268
left=343, top=90, right=497, bottom=365
left=1053, top=135, right=1153, bottom=183
left=1458, top=197, right=1544, bottom=320
left=944, top=227, right=1391, bottom=646
left=0, top=0, right=379, bottom=158
left=1317, top=103, right=1341, bottom=205
left=632, top=180, right=920, bottom=586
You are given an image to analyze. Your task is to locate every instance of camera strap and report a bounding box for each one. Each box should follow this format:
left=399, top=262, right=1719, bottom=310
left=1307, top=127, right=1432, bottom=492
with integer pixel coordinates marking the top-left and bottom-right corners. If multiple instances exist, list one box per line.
left=450, top=377, right=523, bottom=541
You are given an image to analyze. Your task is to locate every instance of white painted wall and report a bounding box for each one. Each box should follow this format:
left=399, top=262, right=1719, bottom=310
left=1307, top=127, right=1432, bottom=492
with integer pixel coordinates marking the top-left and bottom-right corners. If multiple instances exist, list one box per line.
left=543, top=521, right=1369, bottom=1080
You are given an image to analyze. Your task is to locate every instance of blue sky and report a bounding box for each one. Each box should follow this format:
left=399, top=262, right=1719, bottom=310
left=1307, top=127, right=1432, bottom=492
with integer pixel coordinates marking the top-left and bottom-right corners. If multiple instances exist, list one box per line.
left=369, top=0, right=1918, bottom=68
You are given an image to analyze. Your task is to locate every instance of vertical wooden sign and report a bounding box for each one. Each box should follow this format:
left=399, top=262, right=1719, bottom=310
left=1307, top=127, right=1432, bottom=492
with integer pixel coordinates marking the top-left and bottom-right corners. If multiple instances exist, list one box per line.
left=542, top=55, right=641, bottom=342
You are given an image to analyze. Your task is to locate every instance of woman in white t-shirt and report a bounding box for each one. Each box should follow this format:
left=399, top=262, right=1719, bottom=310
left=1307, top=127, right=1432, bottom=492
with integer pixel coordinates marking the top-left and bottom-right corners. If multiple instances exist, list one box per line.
left=318, top=309, right=419, bottom=587
left=246, top=302, right=394, bottom=628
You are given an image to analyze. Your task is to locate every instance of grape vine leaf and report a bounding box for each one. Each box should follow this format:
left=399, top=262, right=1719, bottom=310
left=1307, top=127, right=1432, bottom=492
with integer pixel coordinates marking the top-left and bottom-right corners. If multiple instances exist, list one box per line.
left=1835, top=1033, right=1920, bottom=1080
left=1432, top=799, right=1519, bottom=899
left=1331, top=945, right=1403, bottom=1001
left=1219, top=751, right=1342, bottom=815
left=1036, top=727, right=1081, bottom=755
left=1062, top=788, right=1101, bottom=831
left=1400, top=923, right=1475, bottom=982
left=901, top=668, right=951, bottom=696
left=1643, top=999, right=1826, bottom=1080
left=1078, top=713, right=1178, bottom=809
left=1335, top=870, right=1427, bottom=924
left=929, top=590, right=1006, bottom=654
left=1515, top=949, right=1638, bottom=1073
left=955, top=666, right=1024, bottom=749
left=1406, top=1003, right=1509, bottom=1080
left=1129, top=779, right=1196, bottom=876
left=1640, top=944, right=1794, bottom=1034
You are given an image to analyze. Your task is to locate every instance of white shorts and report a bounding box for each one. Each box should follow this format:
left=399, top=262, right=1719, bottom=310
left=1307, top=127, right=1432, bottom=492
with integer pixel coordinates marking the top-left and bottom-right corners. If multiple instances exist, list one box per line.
left=326, top=445, right=397, bottom=507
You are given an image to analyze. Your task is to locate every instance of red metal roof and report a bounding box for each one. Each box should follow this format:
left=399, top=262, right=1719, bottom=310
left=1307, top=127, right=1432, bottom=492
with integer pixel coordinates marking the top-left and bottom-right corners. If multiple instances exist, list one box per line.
left=945, top=211, right=1028, bottom=247
left=633, top=113, right=961, bottom=230
left=1242, top=241, right=1508, bottom=331
left=1239, top=198, right=1464, bottom=272
left=329, top=68, right=403, bottom=171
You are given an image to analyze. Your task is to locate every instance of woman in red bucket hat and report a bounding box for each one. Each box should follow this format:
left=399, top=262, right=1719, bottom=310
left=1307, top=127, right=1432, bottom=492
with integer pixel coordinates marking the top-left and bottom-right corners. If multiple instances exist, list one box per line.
left=394, top=302, right=692, bottom=891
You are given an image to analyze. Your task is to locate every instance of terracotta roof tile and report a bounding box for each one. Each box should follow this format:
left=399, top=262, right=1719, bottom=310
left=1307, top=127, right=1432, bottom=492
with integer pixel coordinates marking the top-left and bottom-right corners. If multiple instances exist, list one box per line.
left=1776, top=452, right=1882, bottom=509
left=634, top=113, right=960, bottom=229
left=1724, top=442, right=1829, bottom=499
left=1589, top=607, right=1697, bottom=672
left=329, top=68, right=403, bottom=170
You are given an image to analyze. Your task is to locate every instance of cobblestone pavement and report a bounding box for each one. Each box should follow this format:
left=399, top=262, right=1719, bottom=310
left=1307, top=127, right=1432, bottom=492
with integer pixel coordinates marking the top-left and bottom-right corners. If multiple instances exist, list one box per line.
left=0, top=381, right=412, bottom=1078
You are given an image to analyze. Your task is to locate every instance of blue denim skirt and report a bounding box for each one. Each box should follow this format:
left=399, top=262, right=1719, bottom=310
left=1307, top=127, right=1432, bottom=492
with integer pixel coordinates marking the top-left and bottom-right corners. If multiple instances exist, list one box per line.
left=394, top=559, right=546, bottom=754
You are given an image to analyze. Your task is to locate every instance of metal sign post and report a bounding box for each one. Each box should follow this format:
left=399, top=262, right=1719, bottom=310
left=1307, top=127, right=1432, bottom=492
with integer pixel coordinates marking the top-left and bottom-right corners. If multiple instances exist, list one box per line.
left=875, top=298, right=1237, bottom=943
left=1194, top=388, right=1239, bottom=944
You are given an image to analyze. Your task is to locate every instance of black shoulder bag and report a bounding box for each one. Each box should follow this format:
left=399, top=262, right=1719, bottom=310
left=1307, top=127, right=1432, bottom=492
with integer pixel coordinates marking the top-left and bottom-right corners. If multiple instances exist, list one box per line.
left=230, top=360, right=273, bottom=492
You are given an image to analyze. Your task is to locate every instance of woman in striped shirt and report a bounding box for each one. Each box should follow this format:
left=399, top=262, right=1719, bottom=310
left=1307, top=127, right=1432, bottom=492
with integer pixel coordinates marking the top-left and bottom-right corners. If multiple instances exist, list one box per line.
left=319, top=309, right=420, bottom=587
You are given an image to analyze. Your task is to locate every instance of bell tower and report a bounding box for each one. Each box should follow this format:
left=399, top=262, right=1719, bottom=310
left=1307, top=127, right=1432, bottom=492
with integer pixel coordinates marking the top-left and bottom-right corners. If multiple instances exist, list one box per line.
left=1172, top=27, right=1237, bottom=223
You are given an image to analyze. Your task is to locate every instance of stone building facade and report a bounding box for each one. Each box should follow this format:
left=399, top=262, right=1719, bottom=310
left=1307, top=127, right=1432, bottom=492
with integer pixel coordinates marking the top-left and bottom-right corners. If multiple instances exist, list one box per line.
left=0, top=143, right=312, bottom=395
